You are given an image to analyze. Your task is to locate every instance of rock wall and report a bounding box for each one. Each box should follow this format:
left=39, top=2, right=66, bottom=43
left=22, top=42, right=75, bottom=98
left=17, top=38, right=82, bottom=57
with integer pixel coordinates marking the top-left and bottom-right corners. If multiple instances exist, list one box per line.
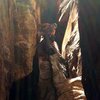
left=79, top=0, right=100, bottom=99
left=57, top=0, right=81, bottom=77
left=0, top=0, right=40, bottom=99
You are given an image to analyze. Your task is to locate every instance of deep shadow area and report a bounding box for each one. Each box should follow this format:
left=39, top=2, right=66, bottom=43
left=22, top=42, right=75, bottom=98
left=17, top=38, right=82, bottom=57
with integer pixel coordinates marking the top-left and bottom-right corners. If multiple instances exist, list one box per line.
left=55, top=22, right=68, bottom=52
left=41, top=0, right=57, bottom=23
left=9, top=50, right=39, bottom=100
left=79, top=0, right=100, bottom=99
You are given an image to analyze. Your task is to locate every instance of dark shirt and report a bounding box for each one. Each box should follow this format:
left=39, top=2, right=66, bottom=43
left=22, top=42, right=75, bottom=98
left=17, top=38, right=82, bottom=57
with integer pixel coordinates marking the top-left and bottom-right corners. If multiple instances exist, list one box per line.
left=38, top=33, right=56, bottom=57
left=43, top=33, right=56, bottom=55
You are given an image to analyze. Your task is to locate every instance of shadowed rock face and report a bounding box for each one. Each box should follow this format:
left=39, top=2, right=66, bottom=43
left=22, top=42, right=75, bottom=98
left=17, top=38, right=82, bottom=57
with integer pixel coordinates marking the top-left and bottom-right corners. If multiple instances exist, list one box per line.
left=0, top=0, right=40, bottom=99
left=79, top=0, right=100, bottom=99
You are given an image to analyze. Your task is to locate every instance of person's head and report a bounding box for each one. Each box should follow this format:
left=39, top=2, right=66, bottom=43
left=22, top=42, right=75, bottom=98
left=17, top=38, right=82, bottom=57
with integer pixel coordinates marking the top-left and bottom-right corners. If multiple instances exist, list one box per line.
left=50, top=23, right=57, bottom=35
left=40, top=23, right=57, bottom=35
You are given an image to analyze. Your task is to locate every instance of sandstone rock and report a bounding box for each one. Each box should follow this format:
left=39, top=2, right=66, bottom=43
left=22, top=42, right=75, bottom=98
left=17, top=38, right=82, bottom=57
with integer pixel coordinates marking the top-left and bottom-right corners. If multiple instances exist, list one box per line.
left=0, top=0, right=40, bottom=99
left=58, top=0, right=82, bottom=77
left=50, top=54, right=86, bottom=100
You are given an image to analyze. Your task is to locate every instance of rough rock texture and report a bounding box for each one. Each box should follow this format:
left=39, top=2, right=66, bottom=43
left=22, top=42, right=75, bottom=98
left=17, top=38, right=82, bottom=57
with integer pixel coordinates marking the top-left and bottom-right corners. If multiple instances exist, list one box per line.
left=0, top=0, right=39, bottom=99
left=50, top=54, right=86, bottom=100
left=57, top=0, right=82, bottom=77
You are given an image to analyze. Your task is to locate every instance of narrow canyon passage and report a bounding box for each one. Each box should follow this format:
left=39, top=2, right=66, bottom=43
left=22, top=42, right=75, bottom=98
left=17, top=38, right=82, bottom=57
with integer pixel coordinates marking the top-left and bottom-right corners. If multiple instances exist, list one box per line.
left=9, top=0, right=85, bottom=100
left=3, top=0, right=100, bottom=100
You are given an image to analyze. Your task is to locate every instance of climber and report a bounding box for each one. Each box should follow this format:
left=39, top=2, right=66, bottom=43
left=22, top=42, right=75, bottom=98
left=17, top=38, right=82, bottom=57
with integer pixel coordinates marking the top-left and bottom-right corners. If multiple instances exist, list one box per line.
left=38, top=23, right=69, bottom=77
left=39, top=23, right=58, bottom=55
left=37, top=23, right=58, bottom=100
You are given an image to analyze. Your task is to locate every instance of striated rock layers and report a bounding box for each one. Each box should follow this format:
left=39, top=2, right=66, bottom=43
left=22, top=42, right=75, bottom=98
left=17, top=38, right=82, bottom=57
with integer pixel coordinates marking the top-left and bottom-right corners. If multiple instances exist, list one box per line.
left=0, top=0, right=40, bottom=99
left=57, top=0, right=81, bottom=77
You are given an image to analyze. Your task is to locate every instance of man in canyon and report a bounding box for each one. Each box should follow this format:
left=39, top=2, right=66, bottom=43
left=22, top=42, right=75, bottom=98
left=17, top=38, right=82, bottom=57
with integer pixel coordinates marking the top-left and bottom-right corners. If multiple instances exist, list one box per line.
left=38, top=23, right=58, bottom=100
left=38, top=23, right=68, bottom=100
